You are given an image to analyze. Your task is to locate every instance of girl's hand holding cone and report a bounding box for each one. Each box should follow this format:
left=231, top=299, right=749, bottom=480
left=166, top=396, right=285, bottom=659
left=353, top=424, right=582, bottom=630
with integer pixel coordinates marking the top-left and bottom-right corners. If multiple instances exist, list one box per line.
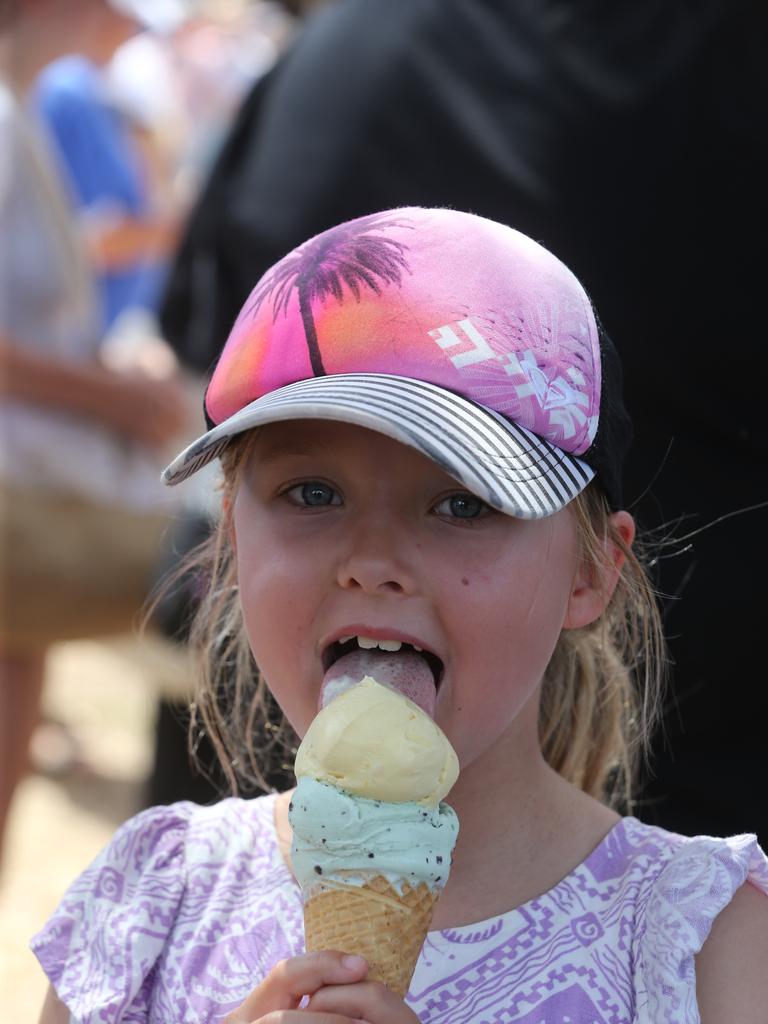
left=224, top=950, right=420, bottom=1024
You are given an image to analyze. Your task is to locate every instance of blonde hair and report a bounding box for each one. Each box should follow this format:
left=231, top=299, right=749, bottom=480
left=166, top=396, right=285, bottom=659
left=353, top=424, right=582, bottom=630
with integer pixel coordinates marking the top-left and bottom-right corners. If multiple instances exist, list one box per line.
left=173, top=433, right=664, bottom=808
left=540, top=485, right=664, bottom=812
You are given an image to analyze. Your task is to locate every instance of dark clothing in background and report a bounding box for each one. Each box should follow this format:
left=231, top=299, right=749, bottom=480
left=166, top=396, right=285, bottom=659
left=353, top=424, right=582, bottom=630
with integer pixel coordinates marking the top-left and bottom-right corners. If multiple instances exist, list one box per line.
left=160, top=0, right=767, bottom=842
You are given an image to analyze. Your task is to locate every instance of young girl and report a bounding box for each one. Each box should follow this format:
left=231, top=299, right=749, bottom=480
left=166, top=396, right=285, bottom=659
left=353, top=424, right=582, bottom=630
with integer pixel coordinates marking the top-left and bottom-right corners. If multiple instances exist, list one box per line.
left=33, top=208, right=768, bottom=1023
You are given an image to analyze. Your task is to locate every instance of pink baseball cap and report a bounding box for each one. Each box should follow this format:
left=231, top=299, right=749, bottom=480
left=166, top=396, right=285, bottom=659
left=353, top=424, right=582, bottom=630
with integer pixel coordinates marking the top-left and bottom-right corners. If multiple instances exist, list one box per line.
left=163, top=207, right=631, bottom=517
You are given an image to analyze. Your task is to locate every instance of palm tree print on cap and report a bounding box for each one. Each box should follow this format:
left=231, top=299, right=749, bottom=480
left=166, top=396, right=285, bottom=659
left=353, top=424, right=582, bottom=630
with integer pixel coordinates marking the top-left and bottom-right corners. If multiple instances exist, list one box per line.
left=244, top=213, right=413, bottom=376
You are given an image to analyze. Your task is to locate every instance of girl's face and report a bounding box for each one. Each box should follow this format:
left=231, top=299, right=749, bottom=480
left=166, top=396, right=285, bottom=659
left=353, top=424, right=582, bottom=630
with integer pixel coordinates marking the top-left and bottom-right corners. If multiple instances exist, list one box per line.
left=232, top=420, right=587, bottom=773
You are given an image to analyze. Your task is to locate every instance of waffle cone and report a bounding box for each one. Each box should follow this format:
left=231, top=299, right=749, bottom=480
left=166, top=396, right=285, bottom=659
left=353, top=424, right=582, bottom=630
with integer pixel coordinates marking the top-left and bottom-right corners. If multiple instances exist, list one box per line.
left=303, top=875, right=440, bottom=997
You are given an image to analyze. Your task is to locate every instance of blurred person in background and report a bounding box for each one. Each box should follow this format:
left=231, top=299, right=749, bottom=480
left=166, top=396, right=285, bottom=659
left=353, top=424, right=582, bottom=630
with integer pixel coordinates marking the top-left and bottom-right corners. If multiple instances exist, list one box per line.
left=0, top=0, right=192, bottom=862
left=30, top=0, right=187, bottom=336
left=106, top=1, right=298, bottom=206
left=162, top=0, right=767, bottom=843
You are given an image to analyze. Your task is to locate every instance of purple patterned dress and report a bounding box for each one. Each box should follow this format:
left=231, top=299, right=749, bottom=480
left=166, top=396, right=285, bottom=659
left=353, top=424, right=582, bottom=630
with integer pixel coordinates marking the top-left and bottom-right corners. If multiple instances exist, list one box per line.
left=31, top=794, right=768, bottom=1023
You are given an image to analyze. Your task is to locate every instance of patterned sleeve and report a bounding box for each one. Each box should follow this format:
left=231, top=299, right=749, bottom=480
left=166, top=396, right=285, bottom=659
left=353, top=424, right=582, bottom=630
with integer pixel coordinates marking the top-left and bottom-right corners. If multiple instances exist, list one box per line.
left=634, top=832, right=768, bottom=1023
left=30, top=802, right=195, bottom=1024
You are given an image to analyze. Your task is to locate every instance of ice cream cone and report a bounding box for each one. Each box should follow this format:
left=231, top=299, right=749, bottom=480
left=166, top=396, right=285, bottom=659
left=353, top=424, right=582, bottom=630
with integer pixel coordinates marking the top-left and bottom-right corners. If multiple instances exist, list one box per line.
left=303, top=874, right=440, bottom=997
left=291, top=680, right=459, bottom=998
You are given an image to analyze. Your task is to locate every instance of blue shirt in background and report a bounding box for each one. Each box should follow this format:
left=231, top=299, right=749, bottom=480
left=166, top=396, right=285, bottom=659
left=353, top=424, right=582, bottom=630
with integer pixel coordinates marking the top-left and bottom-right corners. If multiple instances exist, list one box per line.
left=34, top=55, right=165, bottom=330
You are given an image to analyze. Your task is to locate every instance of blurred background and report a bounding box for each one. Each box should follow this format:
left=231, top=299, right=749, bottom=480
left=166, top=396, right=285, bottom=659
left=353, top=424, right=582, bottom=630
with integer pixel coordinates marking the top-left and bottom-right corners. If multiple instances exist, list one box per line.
left=1, top=1, right=765, bottom=1019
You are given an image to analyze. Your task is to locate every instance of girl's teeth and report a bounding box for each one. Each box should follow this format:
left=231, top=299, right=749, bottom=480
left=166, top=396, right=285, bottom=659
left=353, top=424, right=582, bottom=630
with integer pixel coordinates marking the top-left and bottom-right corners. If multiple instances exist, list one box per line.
left=377, top=639, right=403, bottom=652
left=356, top=636, right=403, bottom=652
left=339, top=635, right=354, bottom=645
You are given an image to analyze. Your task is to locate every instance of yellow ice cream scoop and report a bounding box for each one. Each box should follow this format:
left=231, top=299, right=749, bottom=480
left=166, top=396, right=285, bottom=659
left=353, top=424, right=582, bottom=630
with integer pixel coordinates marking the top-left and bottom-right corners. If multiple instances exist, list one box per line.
left=295, top=676, right=459, bottom=806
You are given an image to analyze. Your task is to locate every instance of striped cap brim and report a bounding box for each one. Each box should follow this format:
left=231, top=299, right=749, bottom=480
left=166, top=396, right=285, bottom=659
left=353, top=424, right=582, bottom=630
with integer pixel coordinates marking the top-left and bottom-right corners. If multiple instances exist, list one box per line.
left=162, top=374, right=594, bottom=519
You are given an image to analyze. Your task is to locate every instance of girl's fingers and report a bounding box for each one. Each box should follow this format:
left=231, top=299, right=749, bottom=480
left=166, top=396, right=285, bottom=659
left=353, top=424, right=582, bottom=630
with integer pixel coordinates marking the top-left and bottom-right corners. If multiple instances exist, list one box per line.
left=223, top=951, right=369, bottom=1023
left=307, top=980, right=420, bottom=1024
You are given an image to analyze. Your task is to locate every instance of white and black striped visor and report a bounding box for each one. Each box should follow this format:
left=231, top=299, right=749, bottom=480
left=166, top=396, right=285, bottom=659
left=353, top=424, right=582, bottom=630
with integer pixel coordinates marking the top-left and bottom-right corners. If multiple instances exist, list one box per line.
left=162, top=373, right=595, bottom=519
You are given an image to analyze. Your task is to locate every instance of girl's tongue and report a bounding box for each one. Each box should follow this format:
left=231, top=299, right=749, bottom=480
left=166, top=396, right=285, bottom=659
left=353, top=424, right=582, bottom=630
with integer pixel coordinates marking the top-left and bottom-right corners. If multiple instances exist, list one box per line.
left=319, top=648, right=436, bottom=717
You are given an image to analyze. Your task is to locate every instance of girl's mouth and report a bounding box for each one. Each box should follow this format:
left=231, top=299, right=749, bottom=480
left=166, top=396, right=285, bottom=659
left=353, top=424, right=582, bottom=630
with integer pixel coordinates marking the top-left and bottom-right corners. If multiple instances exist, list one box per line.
left=320, top=636, right=444, bottom=714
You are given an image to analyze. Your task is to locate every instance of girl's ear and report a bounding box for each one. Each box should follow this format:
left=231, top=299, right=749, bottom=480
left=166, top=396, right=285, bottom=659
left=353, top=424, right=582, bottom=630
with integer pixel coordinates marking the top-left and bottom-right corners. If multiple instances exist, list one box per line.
left=563, top=510, right=635, bottom=630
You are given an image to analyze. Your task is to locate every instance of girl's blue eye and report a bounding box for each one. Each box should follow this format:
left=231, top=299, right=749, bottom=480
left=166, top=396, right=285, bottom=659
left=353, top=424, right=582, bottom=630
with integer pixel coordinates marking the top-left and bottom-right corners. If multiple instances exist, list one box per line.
left=434, top=492, right=488, bottom=519
left=287, top=481, right=341, bottom=507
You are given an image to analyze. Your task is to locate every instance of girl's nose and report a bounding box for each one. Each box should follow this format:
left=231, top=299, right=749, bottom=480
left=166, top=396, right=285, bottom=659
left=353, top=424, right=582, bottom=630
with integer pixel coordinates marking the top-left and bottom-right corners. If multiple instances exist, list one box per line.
left=335, top=520, right=418, bottom=596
